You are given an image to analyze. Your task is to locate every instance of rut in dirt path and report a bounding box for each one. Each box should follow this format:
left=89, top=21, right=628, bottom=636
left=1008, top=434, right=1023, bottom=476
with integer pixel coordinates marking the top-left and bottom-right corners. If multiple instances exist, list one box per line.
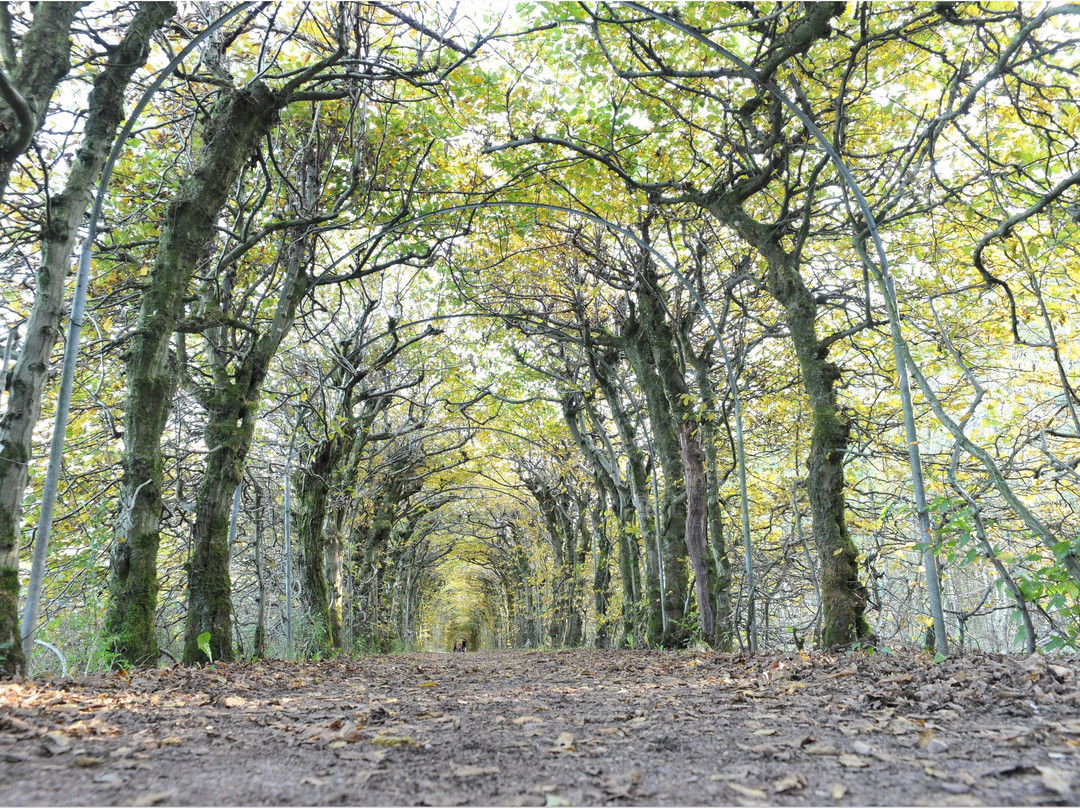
left=2, top=649, right=1079, bottom=806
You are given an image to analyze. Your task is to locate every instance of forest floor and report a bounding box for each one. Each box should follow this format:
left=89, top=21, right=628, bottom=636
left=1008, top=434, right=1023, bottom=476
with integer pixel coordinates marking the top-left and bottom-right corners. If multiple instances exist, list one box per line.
left=1, top=649, right=1079, bottom=807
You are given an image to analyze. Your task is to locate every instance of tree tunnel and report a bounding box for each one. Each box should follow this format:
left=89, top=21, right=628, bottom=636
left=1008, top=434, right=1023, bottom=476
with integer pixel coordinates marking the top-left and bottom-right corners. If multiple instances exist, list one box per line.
left=5, top=2, right=1080, bottom=675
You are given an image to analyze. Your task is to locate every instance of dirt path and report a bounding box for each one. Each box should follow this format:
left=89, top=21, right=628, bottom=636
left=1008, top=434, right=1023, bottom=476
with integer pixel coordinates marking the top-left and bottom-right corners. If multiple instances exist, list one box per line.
left=2, top=649, right=1079, bottom=806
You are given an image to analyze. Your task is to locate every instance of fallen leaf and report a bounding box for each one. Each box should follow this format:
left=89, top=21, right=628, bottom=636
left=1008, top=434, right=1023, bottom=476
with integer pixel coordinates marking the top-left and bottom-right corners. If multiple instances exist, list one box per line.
left=918, top=728, right=935, bottom=748
left=829, top=782, right=848, bottom=800
left=93, top=772, right=123, bottom=786
left=752, top=728, right=779, bottom=736
left=726, top=782, right=769, bottom=799
left=44, top=731, right=71, bottom=749
left=544, top=795, right=572, bottom=807
left=131, top=789, right=178, bottom=806
left=806, top=743, right=839, bottom=756
left=838, top=753, right=869, bottom=768
left=371, top=735, right=414, bottom=747
left=451, top=763, right=501, bottom=777
left=773, top=772, right=808, bottom=793
left=74, top=755, right=104, bottom=768
left=546, top=732, right=576, bottom=753
left=1037, top=765, right=1074, bottom=797
left=513, top=716, right=543, bottom=725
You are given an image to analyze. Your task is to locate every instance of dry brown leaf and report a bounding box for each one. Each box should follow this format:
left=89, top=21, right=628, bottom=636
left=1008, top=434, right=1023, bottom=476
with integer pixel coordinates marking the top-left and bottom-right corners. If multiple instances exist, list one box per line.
left=131, top=789, right=178, bottom=807
left=918, top=728, right=935, bottom=748
left=806, top=743, right=839, bottom=756
left=726, top=782, right=769, bottom=799
left=546, top=731, right=576, bottom=753
left=1037, top=765, right=1074, bottom=797
left=772, top=772, right=808, bottom=793
left=752, top=728, right=778, bottom=736
left=828, top=782, right=848, bottom=800
left=513, top=716, right=543, bottom=725
left=451, top=763, right=501, bottom=777
left=838, top=753, right=869, bottom=768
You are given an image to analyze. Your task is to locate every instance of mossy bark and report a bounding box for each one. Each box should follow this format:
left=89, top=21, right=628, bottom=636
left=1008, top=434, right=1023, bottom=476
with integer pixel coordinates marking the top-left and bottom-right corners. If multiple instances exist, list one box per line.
left=771, top=259, right=868, bottom=646
left=181, top=413, right=247, bottom=664
left=622, top=312, right=690, bottom=648
left=107, top=83, right=280, bottom=667
left=705, top=202, right=869, bottom=647
left=679, top=422, right=717, bottom=644
left=294, top=440, right=337, bottom=653
left=0, top=2, right=81, bottom=202
left=587, top=349, right=649, bottom=642
left=687, top=346, right=735, bottom=649
left=590, top=489, right=612, bottom=647
left=0, top=2, right=173, bottom=675
left=181, top=158, right=314, bottom=664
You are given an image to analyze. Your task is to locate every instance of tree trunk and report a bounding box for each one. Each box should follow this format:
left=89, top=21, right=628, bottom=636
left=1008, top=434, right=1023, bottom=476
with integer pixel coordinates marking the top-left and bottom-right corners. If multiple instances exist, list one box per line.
left=0, top=2, right=82, bottom=202
left=688, top=347, right=734, bottom=649
left=771, top=254, right=869, bottom=646
left=702, top=203, right=870, bottom=648
left=587, top=350, right=649, bottom=642
left=181, top=147, right=315, bottom=664
left=294, top=441, right=336, bottom=652
left=107, top=83, right=281, bottom=667
left=679, top=422, right=715, bottom=644
left=253, top=488, right=266, bottom=658
left=622, top=315, right=690, bottom=647
left=0, top=2, right=173, bottom=675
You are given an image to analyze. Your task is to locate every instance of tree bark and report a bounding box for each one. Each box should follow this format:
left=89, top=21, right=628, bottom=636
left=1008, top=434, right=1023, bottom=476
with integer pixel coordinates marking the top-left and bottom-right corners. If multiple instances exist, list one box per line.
left=181, top=149, right=315, bottom=664
left=622, top=307, right=690, bottom=647
left=0, top=2, right=83, bottom=202
left=0, top=2, right=173, bottom=676
left=679, top=422, right=715, bottom=644
left=696, top=192, right=870, bottom=648
left=106, top=82, right=281, bottom=667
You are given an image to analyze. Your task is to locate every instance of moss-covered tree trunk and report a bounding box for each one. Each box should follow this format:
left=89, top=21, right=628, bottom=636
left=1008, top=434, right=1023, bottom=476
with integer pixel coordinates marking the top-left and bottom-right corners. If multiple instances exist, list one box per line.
left=106, top=83, right=280, bottom=667
left=0, top=2, right=81, bottom=203
left=588, top=352, right=649, bottom=643
left=294, top=439, right=337, bottom=652
left=690, top=351, right=735, bottom=650
left=679, top=422, right=716, bottom=644
left=589, top=488, right=612, bottom=647
left=622, top=313, right=690, bottom=647
left=0, top=2, right=173, bottom=675
left=768, top=260, right=868, bottom=646
left=647, top=310, right=726, bottom=648
left=181, top=149, right=315, bottom=664
left=705, top=202, right=869, bottom=647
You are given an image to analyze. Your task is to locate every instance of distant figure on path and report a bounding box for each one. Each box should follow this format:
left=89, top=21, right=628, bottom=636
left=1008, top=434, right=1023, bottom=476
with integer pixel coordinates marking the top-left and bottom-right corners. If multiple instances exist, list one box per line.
left=460, top=639, right=467, bottom=652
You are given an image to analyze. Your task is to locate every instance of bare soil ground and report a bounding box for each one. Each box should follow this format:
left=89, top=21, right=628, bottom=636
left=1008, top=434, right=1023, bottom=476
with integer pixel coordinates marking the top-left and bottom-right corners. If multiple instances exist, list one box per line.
left=2, top=649, right=1079, bottom=806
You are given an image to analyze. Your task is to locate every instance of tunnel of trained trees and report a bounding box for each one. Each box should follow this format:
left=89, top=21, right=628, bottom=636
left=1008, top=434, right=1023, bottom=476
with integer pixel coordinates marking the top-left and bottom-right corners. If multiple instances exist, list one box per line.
left=3, top=1, right=1080, bottom=676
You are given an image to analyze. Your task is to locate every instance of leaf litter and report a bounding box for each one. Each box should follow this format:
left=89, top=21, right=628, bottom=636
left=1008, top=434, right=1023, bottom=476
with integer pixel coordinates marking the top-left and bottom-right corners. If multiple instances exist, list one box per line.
left=0, top=649, right=1078, bottom=805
